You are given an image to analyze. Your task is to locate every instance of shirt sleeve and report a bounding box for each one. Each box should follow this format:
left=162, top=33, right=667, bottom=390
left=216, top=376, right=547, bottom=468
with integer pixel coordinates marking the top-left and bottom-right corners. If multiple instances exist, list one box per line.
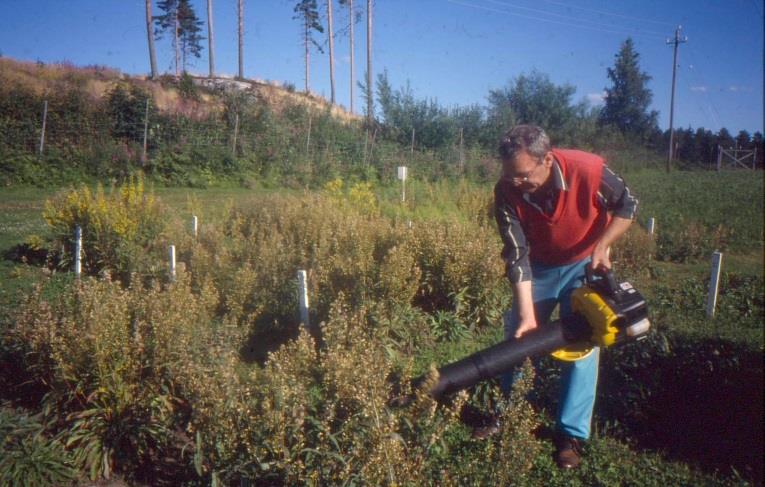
left=598, top=166, right=638, bottom=220
left=494, top=185, right=532, bottom=284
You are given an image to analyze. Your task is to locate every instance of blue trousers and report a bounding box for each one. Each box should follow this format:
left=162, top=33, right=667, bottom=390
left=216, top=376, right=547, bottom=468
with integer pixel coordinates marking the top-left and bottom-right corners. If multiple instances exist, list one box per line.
left=500, top=258, right=599, bottom=440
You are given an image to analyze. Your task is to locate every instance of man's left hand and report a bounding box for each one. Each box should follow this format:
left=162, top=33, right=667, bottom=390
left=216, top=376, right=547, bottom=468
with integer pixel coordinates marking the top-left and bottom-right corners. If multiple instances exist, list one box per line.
left=590, top=244, right=611, bottom=271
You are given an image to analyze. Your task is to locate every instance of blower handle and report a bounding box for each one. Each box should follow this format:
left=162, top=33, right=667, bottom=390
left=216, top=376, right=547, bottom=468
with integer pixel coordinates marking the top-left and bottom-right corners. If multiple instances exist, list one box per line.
left=585, top=266, right=621, bottom=301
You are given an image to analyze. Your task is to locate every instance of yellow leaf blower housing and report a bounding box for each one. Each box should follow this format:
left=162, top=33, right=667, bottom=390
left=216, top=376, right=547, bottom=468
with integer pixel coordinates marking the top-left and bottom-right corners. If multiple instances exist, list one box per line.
left=551, top=268, right=651, bottom=362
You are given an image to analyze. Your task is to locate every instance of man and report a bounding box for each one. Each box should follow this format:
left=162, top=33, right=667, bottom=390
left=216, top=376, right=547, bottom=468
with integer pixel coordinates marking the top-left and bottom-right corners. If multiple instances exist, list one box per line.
left=489, top=125, right=637, bottom=469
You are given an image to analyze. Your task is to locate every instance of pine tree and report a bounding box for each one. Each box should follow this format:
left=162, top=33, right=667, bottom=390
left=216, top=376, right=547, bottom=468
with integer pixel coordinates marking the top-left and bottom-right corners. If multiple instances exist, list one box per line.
left=293, top=0, right=324, bottom=93
left=154, top=0, right=205, bottom=75
left=177, top=0, right=204, bottom=71
left=600, top=38, right=658, bottom=139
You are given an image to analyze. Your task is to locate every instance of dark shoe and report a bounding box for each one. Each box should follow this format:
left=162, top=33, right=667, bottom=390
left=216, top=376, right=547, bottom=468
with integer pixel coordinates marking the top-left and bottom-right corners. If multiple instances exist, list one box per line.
left=471, top=417, right=501, bottom=439
left=555, top=435, right=583, bottom=469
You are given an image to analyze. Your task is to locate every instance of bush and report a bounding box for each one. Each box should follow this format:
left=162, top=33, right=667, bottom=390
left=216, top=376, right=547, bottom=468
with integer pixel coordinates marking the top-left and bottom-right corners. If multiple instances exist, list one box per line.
left=42, top=175, right=168, bottom=284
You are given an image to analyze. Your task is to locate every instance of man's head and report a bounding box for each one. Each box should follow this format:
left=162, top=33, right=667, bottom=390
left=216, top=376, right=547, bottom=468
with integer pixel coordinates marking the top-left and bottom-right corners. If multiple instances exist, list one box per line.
left=498, top=125, right=554, bottom=193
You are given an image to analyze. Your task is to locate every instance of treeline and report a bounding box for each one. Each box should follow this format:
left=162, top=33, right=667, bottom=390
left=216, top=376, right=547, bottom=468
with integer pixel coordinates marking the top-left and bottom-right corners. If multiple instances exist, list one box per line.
left=374, top=70, right=763, bottom=168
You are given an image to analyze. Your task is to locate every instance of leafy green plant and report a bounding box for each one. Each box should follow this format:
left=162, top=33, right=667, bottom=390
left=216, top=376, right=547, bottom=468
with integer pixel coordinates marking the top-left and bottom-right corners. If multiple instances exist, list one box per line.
left=0, top=405, right=77, bottom=486
left=430, top=310, right=470, bottom=342
left=64, top=374, right=173, bottom=481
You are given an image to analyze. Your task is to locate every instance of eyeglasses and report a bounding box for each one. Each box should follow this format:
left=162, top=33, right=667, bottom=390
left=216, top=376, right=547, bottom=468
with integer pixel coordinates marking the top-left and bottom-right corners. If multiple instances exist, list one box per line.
left=504, top=160, right=543, bottom=183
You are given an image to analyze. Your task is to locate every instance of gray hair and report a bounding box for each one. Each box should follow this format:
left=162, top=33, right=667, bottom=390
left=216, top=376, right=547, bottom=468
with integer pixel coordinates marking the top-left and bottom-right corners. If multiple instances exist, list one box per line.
left=498, top=125, right=551, bottom=161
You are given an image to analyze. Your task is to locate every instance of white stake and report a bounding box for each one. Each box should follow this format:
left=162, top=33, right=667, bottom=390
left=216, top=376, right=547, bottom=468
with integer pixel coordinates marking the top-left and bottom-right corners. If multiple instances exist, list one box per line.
left=169, top=245, right=176, bottom=281
left=39, top=100, right=48, bottom=156
left=192, top=215, right=198, bottom=238
left=647, top=217, right=655, bottom=235
left=397, top=166, right=408, bottom=203
left=297, top=270, right=310, bottom=329
left=706, top=251, right=723, bottom=318
left=74, top=225, right=82, bottom=278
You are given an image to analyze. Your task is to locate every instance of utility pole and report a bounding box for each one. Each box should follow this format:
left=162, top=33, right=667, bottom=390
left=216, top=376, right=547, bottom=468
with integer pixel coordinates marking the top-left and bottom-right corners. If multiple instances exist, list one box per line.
left=666, top=25, right=687, bottom=172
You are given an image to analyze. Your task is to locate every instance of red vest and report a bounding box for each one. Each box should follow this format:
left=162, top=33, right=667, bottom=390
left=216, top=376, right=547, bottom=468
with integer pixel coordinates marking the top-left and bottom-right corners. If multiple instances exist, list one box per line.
left=506, top=149, right=609, bottom=266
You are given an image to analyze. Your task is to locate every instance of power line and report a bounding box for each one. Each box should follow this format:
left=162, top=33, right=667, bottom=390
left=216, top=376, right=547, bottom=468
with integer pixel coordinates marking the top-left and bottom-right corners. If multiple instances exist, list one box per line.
left=483, top=0, right=669, bottom=35
left=522, top=0, right=675, bottom=27
left=446, top=0, right=665, bottom=40
left=683, top=47, right=725, bottom=130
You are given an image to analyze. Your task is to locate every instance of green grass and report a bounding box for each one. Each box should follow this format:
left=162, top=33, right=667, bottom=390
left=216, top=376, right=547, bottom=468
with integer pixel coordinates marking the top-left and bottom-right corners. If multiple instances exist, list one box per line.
left=626, top=168, right=764, bottom=252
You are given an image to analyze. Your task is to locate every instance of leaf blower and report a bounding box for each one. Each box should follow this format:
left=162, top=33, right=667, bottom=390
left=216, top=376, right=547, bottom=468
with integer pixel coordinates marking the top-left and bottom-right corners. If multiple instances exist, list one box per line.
left=397, top=269, right=650, bottom=403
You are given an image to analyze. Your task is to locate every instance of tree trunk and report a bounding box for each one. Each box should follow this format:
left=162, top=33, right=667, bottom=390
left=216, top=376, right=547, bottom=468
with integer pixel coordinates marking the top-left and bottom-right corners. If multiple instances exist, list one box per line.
left=349, top=0, right=354, bottom=114
left=145, top=0, right=158, bottom=78
left=238, top=0, right=244, bottom=79
left=207, top=0, right=215, bottom=77
left=366, top=0, right=372, bottom=125
left=304, top=19, right=310, bottom=92
left=327, top=0, right=336, bottom=105
left=174, top=12, right=180, bottom=77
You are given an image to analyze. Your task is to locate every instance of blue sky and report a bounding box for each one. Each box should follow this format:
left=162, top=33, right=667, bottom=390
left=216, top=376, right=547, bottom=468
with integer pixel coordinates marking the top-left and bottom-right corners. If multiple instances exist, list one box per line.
left=1, top=0, right=762, bottom=134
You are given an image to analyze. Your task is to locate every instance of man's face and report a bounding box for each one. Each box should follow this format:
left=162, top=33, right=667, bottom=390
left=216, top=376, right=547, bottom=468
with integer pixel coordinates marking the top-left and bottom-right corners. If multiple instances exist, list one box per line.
left=501, top=150, right=553, bottom=193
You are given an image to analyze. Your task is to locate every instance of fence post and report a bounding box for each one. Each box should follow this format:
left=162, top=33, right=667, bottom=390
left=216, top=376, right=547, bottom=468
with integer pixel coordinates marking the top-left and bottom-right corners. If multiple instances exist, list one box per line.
left=306, top=114, right=312, bottom=154
left=169, top=245, right=176, bottom=282
left=142, top=98, right=150, bottom=164
left=647, top=217, right=655, bottom=235
left=39, top=100, right=48, bottom=156
left=74, top=225, right=82, bottom=278
left=716, top=145, right=722, bottom=171
left=297, top=270, right=310, bottom=329
left=192, top=215, right=198, bottom=238
left=706, top=251, right=723, bottom=318
left=459, top=127, right=465, bottom=173
left=232, top=113, right=239, bottom=156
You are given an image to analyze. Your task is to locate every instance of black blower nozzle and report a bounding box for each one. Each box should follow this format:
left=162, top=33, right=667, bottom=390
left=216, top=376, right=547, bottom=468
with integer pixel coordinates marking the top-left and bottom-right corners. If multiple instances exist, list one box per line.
left=404, top=314, right=590, bottom=402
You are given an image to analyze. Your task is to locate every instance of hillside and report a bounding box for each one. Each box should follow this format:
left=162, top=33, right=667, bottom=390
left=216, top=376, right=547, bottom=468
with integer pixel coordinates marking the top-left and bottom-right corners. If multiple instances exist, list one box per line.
left=0, top=56, right=399, bottom=188
left=0, top=57, right=358, bottom=123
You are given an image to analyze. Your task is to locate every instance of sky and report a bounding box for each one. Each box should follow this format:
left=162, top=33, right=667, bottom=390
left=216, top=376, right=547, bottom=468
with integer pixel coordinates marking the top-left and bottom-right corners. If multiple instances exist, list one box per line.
left=0, top=0, right=762, bottom=135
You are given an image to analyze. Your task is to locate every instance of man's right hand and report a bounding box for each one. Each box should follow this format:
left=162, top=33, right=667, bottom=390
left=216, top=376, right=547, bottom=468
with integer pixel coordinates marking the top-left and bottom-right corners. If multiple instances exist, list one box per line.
left=514, top=317, right=538, bottom=338
left=512, top=280, right=537, bottom=339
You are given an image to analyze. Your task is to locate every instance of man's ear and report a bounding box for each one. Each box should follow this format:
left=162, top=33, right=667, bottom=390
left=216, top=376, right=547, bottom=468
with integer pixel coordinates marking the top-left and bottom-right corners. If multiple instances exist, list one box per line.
left=542, top=151, right=555, bottom=168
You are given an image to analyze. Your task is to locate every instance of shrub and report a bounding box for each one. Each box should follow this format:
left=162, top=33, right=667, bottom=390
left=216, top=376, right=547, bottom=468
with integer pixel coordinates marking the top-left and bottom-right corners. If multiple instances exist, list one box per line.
left=7, top=270, right=226, bottom=482
left=42, top=175, right=167, bottom=284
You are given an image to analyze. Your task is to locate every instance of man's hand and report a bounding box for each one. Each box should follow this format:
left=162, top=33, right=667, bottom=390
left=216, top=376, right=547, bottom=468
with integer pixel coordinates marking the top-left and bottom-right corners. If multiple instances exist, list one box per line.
left=511, top=280, right=537, bottom=338
left=590, top=243, right=611, bottom=272
left=514, top=316, right=538, bottom=339
left=591, top=216, right=633, bottom=272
